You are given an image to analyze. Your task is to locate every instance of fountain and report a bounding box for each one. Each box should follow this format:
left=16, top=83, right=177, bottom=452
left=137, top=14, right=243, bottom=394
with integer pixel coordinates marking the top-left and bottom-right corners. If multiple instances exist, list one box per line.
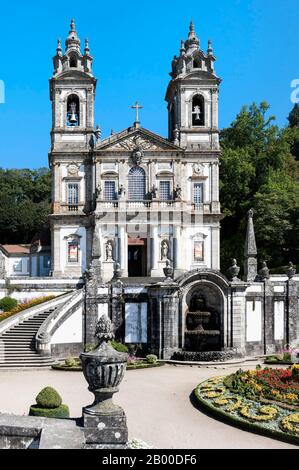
left=185, top=296, right=221, bottom=352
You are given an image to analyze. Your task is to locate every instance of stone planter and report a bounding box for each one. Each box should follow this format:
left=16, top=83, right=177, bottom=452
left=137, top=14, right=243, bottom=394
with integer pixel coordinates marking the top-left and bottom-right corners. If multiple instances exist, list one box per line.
left=80, top=315, right=128, bottom=447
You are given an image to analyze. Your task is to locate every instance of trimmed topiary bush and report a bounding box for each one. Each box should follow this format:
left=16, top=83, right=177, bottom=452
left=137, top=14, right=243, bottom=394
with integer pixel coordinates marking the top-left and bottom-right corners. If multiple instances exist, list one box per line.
left=36, top=386, right=62, bottom=409
left=146, top=354, right=158, bottom=364
left=29, top=404, right=69, bottom=419
left=0, top=297, right=18, bottom=312
left=29, top=386, right=69, bottom=419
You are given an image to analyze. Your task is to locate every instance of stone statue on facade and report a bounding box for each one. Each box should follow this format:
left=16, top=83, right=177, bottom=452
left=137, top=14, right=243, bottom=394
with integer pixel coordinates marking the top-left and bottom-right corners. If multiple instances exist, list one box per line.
left=151, top=184, right=158, bottom=199
left=174, top=184, right=182, bottom=200
left=118, top=185, right=125, bottom=198
left=106, top=241, right=113, bottom=261
left=95, top=184, right=102, bottom=200
left=161, top=240, right=169, bottom=260
left=286, top=261, right=296, bottom=279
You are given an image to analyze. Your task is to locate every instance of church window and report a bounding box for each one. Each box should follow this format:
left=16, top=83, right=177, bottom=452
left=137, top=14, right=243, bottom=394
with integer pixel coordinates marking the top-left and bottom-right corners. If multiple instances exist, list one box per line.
left=66, top=94, right=80, bottom=127
left=193, top=58, right=201, bottom=68
left=69, top=55, right=77, bottom=68
left=68, top=183, right=79, bottom=210
left=68, top=241, right=79, bottom=263
left=193, top=183, right=203, bottom=205
left=160, top=181, right=171, bottom=200
left=192, top=95, right=204, bottom=126
left=104, top=181, right=116, bottom=200
left=128, top=167, right=146, bottom=200
left=194, top=240, right=204, bottom=262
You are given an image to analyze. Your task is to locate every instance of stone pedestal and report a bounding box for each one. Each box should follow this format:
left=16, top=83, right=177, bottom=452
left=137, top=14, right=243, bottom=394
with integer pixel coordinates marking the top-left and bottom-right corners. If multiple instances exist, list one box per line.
left=83, top=408, right=128, bottom=447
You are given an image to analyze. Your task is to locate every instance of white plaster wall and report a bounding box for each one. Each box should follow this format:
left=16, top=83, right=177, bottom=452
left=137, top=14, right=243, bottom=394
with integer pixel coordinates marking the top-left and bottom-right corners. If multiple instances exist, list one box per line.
left=59, top=226, right=86, bottom=273
left=98, top=303, right=109, bottom=320
left=60, top=165, right=85, bottom=204
left=274, top=301, right=284, bottom=341
left=51, top=306, right=83, bottom=345
left=125, top=303, right=147, bottom=343
left=8, top=257, right=29, bottom=276
left=10, top=292, right=62, bottom=302
left=183, top=226, right=210, bottom=270
left=246, top=300, right=262, bottom=342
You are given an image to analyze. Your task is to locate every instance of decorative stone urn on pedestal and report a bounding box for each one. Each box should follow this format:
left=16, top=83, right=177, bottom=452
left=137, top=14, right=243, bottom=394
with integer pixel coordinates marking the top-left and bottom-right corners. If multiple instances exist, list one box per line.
left=80, top=315, right=128, bottom=447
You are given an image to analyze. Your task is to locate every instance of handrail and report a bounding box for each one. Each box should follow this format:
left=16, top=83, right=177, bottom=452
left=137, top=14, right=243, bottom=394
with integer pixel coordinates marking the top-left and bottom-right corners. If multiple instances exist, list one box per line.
left=0, top=292, right=73, bottom=336
left=35, top=289, right=83, bottom=356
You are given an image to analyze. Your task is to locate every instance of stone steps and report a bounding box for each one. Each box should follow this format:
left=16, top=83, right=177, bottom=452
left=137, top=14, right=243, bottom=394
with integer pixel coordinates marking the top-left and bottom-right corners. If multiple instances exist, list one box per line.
left=0, top=305, right=58, bottom=368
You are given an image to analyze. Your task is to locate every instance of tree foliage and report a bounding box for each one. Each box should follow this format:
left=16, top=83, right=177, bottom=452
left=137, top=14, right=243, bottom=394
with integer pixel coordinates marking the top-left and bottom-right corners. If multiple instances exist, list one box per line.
left=0, top=168, right=51, bottom=244
left=220, top=102, right=299, bottom=271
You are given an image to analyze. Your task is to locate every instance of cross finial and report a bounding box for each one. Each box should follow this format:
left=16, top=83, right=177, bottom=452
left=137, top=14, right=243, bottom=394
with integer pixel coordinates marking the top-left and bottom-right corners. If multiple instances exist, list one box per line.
left=131, top=101, right=143, bottom=127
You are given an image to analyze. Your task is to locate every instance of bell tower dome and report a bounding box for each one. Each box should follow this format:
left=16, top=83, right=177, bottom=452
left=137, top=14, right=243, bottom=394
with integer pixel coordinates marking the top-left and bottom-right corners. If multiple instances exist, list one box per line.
left=49, top=19, right=97, bottom=150
left=165, top=21, right=221, bottom=151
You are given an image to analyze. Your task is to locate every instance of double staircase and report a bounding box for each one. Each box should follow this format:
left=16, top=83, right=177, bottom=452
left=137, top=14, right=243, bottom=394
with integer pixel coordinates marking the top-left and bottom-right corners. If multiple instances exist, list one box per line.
left=0, top=307, right=58, bottom=368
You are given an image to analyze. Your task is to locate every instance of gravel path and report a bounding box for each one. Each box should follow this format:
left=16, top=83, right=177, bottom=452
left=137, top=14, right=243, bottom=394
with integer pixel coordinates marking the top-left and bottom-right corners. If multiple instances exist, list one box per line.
left=0, top=363, right=297, bottom=449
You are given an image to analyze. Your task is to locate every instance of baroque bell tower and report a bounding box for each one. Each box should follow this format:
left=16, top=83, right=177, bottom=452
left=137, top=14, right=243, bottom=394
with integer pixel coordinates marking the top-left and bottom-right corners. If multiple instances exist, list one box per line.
left=49, top=20, right=97, bottom=278
left=165, top=21, right=221, bottom=151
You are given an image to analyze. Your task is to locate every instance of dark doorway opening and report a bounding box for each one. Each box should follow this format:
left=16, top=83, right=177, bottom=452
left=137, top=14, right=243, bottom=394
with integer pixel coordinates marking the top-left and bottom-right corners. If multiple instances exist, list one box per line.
left=128, top=238, right=147, bottom=277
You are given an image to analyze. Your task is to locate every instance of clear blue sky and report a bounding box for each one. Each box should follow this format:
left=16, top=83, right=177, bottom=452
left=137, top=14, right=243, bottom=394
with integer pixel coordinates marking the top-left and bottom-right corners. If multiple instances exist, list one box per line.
left=0, top=0, right=298, bottom=169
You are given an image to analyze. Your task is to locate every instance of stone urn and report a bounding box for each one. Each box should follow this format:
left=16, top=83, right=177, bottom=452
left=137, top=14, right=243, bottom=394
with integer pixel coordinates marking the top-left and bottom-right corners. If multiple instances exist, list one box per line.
left=163, top=259, right=174, bottom=280
left=227, top=258, right=240, bottom=282
left=80, top=315, right=128, bottom=446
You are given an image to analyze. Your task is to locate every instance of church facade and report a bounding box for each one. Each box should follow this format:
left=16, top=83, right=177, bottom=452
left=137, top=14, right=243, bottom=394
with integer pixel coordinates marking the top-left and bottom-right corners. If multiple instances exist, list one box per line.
left=49, top=20, right=221, bottom=282
left=1, top=20, right=298, bottom=362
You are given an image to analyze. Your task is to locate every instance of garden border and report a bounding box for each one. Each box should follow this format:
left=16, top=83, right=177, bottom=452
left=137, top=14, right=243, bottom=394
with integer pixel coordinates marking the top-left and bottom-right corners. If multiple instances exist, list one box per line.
left=194, top=378, right=299, bottom=446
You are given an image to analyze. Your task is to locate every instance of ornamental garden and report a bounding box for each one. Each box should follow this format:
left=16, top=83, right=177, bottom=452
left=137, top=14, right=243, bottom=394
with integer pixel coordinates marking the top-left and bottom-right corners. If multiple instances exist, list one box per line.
left=195, top=365, right=299, bottom=444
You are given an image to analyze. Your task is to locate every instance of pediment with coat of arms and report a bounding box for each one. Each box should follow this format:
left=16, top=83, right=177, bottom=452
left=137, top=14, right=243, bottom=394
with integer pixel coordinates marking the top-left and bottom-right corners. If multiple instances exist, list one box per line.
left=95, top=128, right=182, bottom=153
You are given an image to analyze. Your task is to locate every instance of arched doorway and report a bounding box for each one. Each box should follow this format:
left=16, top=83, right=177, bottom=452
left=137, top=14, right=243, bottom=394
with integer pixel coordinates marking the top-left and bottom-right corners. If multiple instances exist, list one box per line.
left=178, top=271, right=229, bottom=352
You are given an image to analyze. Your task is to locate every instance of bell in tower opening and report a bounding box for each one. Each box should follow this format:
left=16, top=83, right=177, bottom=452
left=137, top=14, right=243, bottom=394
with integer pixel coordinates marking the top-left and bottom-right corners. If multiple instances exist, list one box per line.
left=192, top=94, right=204, bottom=126
left=66, top=94, right=80, bottom=126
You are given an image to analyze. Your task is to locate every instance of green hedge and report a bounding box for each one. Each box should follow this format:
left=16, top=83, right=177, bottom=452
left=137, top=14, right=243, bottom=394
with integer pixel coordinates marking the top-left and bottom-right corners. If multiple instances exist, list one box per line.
left=29, top=404, right=69, bottom=419
left=0, top=297, right=18, bottom=312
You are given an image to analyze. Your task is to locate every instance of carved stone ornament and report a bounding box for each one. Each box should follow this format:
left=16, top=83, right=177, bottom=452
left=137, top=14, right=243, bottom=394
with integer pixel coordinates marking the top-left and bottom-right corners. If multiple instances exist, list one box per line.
left=67, top=163, right=80, bottom=176
left=192, top=162, right=204, bottom=176
left=131, top=147, right=143, bottom=165
left=111, top=134, right=168, bottom=151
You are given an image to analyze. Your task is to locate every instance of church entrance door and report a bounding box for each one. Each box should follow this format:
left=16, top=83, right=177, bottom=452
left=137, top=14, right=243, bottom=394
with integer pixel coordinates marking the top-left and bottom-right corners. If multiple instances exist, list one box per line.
left=128, top=238, right=147, bottom=277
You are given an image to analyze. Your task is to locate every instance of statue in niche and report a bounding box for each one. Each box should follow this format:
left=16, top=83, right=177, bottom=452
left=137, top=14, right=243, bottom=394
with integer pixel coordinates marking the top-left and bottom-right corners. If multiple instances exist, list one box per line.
left=118, top=185, right=125, bottom=198
left=95, top=184, right=102, bottom=200
left=174, top=184, right=182, bottom=200
left=161, top=240, right=169, bottom=260
left=106, top=240, right=113, bottom=261
left=151, top=184, right=158, bottom=199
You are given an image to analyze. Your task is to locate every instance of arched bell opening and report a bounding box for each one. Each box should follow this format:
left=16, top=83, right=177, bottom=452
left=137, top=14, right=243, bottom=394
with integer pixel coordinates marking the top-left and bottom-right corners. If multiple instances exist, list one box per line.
left=66, top=94, right=80, bottom=127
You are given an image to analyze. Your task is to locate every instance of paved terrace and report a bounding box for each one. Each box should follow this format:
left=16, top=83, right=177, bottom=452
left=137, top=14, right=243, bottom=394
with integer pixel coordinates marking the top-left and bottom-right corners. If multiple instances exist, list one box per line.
left=0, top=363, right=296, bottom=449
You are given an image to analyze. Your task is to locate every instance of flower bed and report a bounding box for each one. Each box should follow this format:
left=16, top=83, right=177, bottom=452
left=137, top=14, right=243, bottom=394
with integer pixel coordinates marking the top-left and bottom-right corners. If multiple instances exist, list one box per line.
left=0, top=295, right=56, bottom=323
left=194, top=366, right=299, bottom=445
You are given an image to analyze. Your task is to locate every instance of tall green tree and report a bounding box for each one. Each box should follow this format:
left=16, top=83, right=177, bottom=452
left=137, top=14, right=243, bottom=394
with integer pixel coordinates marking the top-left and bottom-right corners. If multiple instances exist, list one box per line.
left=0, top=168, right=51, bottom=244
left=220, top=102, right=299, bottom=271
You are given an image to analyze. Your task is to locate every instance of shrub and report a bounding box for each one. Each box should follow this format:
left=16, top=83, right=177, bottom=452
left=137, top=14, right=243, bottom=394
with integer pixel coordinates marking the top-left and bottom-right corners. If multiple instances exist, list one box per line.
left=64, top=357, right=79, bottom=367
left=84, top=343, right=96, bottom=352
left=283, top=352, right=292, bottom=362
left=172, top=350, right=237, bottom=362
left=111, top=340, right=129, bottom=353
left=0, top=297, right=18, bottom=312
left=0, top=295, right=56, bottom=323
left=29, top=404, right=69, bottom=419
left=35, top=386, right=62, bottom=409
left=146, top=354, right=158, bottom=364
